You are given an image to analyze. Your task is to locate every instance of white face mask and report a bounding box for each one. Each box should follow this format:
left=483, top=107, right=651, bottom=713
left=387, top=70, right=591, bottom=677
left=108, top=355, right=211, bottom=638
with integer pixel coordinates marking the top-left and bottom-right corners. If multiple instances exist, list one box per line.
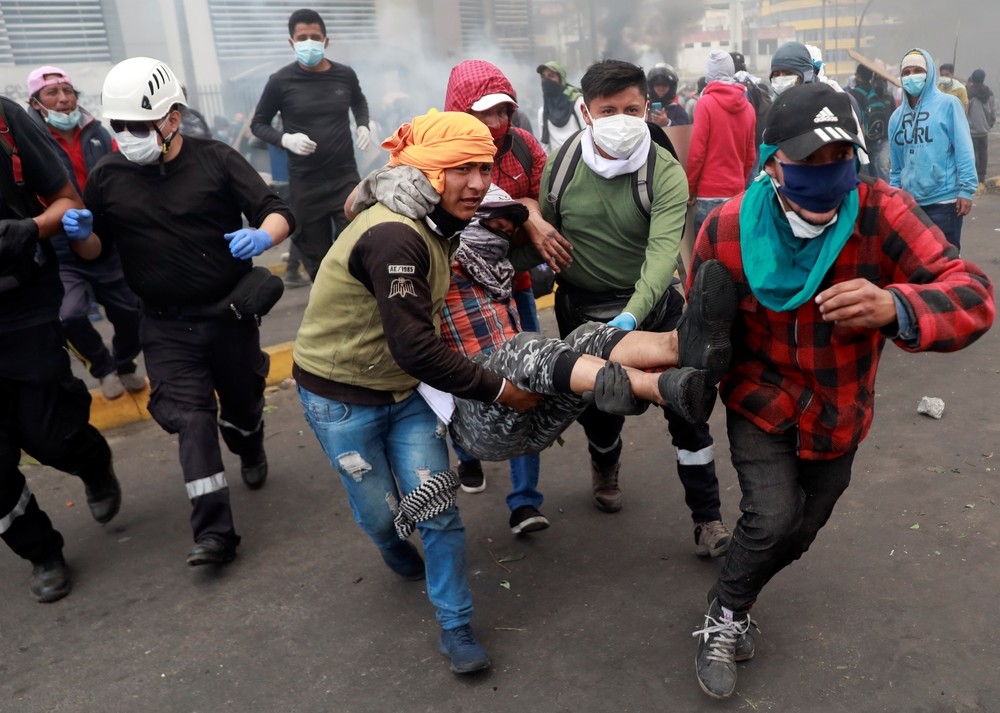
left=770, top=177, right=837, bottom=239
left=590, top=113, right=648, bottom=159
left=115, top=119, right=170, bottom=165
left=771, top=75, right=799, bottom=95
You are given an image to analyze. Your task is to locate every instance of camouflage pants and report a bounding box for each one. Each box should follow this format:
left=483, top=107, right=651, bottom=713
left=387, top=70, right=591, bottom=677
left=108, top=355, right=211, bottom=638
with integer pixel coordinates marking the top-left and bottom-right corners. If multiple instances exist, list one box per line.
left=450, top=322, right=621, bottom=461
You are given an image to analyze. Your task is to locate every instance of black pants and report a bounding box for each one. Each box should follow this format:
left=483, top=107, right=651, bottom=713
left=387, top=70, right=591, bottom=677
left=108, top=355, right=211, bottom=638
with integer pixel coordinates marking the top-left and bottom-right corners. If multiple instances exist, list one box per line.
left=555, top=283, right=722, bottom=523
left=288, top=172, right=359, bottom=280
left=0, top=321, right=113, bottom=563
left=972, top=134, right=988, bottom=184
left=140, top=314, right=269, bottom=545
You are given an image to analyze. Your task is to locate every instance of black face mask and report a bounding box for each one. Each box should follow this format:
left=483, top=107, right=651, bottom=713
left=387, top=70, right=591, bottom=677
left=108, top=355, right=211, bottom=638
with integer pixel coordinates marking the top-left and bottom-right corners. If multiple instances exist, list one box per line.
left=428, top=204, right=471, bottom=239
left=541, top=77, right=563, bottom=97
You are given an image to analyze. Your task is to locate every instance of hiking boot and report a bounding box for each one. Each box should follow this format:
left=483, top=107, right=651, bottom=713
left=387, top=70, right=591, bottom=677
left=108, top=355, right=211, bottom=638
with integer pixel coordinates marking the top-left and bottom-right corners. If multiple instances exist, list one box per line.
left=458, top=459, right=485, bottom=494
left=30, top=554, right=71, bottom=603
left=85, top=465, right=122, bottom=524
left=439, top=624, right=491, bottom=674
left=283, top=269, right=309, bottom=288
left=379, top=540, right=425, bottom=580
left=240, top=448, right=268, bottom=490
left=707, top=584, right=757, bottom=662
left=186, top=534, right=239, bottom=566
left=694, top=520, right=732, bottom=558
left=99, top=372, right=125, bottom=400
left=677, top=259, right=737, bottom=384
left=657, top=367, right=713, bottom=424
left=509, top=505, right=550, bottom=535
left=693, top=597, right=751, bottom=699
left=119, top=371, right=147, bottom=392
left=591, top=460, right=622, bottom=513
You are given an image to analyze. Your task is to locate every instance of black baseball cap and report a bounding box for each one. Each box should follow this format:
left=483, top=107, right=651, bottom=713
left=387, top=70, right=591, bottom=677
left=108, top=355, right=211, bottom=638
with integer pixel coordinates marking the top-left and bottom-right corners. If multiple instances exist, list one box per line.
left=762, top=82, right=863, bottom=160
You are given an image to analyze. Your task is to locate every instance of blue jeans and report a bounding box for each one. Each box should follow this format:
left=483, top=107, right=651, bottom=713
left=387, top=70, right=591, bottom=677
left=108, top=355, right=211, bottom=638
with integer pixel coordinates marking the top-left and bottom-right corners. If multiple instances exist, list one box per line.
left=919, top=202, right=964, bottom=253
left=693, top=198, right=730, bottom=240
left=717, top=410, right=855, bottom=612
left=298, top=387, right=473, bottom=629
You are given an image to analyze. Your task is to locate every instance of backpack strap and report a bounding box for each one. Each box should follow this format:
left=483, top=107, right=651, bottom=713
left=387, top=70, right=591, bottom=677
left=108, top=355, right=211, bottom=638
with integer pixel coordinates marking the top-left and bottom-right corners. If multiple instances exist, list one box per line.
left=0, top=101, right=24, bottom=186
left=632, top=141, right=657, bottom=219
left=509, top=130, right=534, bottom=179
left=544, top=129, right=585, bottom=233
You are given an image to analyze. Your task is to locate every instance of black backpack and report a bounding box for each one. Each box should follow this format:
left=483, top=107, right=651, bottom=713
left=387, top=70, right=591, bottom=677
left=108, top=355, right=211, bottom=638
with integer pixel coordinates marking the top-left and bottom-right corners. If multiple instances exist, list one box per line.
left=850, top=85, right=891, bottom=142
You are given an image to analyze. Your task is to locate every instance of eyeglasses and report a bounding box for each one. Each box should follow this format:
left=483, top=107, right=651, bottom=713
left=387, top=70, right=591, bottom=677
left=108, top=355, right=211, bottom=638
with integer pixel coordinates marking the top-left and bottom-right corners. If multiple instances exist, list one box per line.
left=109, top=119, right=163, bottom=137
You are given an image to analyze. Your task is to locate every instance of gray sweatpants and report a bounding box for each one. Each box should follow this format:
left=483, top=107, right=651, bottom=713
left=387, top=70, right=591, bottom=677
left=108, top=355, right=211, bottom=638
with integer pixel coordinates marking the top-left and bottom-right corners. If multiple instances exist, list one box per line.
left=450, top=322, right=621, bottom=461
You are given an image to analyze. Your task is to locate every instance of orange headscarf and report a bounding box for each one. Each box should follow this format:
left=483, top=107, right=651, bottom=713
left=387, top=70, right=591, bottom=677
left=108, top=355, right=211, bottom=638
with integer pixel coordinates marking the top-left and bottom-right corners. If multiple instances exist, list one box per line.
left=382, top=111, right=496, bottom=194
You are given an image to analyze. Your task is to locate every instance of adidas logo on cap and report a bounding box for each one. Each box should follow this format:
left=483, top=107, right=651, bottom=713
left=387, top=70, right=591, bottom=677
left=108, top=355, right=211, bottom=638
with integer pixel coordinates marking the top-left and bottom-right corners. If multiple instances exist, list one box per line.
left=813, top=107, right=838, bottom=123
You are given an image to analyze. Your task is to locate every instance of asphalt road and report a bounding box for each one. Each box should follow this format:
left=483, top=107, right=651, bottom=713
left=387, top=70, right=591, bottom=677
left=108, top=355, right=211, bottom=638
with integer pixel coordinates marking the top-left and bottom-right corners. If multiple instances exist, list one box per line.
left=4, top=191, right=999, bottom=712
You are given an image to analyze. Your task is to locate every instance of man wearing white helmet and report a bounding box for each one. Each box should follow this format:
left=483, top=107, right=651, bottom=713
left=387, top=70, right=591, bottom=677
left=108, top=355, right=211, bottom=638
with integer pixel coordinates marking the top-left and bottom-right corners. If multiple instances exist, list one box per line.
left=65, top=57, right=294, bottom=567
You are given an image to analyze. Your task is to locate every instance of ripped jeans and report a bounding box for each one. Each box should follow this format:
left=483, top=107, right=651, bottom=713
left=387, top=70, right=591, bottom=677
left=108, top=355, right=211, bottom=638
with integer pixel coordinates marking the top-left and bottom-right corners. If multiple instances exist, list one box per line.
left=298, top=386, right=473, bottom=630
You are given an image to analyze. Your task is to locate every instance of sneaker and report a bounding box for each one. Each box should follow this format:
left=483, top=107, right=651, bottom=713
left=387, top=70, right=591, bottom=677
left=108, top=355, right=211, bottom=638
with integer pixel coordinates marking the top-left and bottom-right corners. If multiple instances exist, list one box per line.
left=84, top=465, right=122, bottom=524
left=657, top=367, right=713, bottom=424
left=707, top=584, right=757, bottom=662
left=439, top=624, right=491, bottom=674
left=283, top=269, right=309, bottom=288
left=694, top=520, right=732, bottom=558
left=591, top=460, right=622, bottom=512
left=379, top=540, right=425, bottom=580
left=99, top=372, right=125, bottom=400
left=240, top=447, right=268, bottom=490
left=119, top=371, right=147, bottom=392
left=30, top=554, right=71, bottom=603
left=693, top=597, right=750, bottom=699
left=186, top=534, right=239, bottom=566
left=677, top=259, right=737, bottom=384
left=458, top=460, right=485, bottom=493
left=509, top=505, right=550, bottom=535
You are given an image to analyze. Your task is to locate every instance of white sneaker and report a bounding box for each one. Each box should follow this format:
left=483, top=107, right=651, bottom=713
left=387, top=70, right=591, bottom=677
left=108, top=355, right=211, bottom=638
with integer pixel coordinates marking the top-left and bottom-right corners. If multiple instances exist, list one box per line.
left=100, top=372, right=125, bottom=400
left=119, top=372, right=147, bottom=392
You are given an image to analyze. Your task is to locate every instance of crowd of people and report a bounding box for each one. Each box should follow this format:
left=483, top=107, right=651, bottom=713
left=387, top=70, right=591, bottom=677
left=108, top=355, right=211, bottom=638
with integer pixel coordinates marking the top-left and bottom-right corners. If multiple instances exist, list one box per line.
left=0, top=6, right=995, bottom=700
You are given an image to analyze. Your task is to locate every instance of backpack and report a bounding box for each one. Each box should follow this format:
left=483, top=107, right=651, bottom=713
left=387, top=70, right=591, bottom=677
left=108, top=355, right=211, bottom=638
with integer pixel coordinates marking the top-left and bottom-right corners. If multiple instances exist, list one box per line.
left=545, top=128, right=659, bottom=233
left=851, top=85, right=891, bottom=142
left=741, top=78, right=772, bottom=146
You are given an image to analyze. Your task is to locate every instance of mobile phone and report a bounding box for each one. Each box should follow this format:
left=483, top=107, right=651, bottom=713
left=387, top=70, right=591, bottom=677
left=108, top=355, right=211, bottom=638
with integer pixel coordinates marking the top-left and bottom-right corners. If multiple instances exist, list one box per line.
left=651, top=101, right=663, bottom=112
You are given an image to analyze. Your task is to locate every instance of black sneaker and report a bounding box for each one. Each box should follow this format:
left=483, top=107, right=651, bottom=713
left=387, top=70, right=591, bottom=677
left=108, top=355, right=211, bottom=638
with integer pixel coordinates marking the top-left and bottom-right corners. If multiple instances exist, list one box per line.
left=186, top=534, right=239, bottom=566
left=509, top=505, right=550, bottom=535
left=240, top=448, right=268, bottom=490
left=693, top=597, right=751, bottom=699
left=283, top=270, right=309, bottom=288
left=439, top=624, right=491, bottom=674
left=85, top=465, right=122, bottom=524
left=30, top=554, right=71, bottom=603
left=380, top=540, right=426, bottom=580
left=677, top=259, right=737, bottom=384
left=706, top=584, right=758, bottom=662
left=658, top=367, right=713, bottom=424
left=458, top=459, right=485, bottom=494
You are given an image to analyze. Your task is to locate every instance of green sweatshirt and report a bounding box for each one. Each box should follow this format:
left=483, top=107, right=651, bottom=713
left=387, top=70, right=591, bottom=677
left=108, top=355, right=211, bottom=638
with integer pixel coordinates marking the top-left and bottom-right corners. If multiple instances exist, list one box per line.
left=539, top=143, right=688, bottom=322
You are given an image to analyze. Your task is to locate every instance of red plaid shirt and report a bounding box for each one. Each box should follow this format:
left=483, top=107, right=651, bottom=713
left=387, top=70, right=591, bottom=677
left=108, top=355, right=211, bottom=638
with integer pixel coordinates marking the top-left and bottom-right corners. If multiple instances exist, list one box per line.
left=445, top=59, right=547, bottom=291
left=439, top=262, right=520, bottom=358
left=691, top=179, right=994, bottom=459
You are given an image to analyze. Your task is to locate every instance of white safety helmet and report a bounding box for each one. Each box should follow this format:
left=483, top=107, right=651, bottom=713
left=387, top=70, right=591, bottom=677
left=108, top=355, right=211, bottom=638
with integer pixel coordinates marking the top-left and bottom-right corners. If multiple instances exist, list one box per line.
left=102, top=57, right=186, bottom=121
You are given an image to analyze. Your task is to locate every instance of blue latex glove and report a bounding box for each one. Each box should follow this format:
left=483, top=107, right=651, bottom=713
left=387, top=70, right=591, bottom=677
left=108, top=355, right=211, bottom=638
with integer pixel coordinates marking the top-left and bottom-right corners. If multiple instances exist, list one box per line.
left=225, top=228, right=272, bottom=260
left=608, top=312, right=637, bottom=331
left=62, top=209, right=93, bottom=241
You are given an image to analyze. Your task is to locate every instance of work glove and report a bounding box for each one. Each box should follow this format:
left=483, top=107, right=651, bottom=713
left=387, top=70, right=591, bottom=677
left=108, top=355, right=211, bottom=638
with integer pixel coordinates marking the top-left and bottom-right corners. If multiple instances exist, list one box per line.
left=280, top=132, right=317, bottom=156
left=356, top=125, right=372, bottom=151
left=0, top=217, right=40, bottom=264
left=351, top=165, right=439, bottom=220
left=608, top=311, right=637, bottom=331
left=593, top=361, right=649, bottom=416
left=225, top=228, right=273, bottom=260
left=61, top=209, right=93, bottom=241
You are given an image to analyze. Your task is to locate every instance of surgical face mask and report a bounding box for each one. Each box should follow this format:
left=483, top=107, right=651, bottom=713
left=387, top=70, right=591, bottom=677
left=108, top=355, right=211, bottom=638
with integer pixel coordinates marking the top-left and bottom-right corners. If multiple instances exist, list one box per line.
left=770, top=177, right=838, bottom=239
left=901, top=73, right=927, bottom=97
left=115, top=119, right=170, bottom=165
left=777, top=158, right=859, bottom=213
left=939, top=76, right=954, bottom=88
left=590, top=113, right=648, bottom=159
left=44, top=108, right=80, bottom=131
left=770, top=75, right=799, bottom=95
left=294, top=39, right=325, bottom=68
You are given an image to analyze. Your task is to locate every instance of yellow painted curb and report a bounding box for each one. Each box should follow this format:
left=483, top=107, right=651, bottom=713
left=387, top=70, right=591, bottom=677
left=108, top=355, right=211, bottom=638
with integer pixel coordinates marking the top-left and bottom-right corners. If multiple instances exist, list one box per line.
left=88, top=341, right=296, bottom=432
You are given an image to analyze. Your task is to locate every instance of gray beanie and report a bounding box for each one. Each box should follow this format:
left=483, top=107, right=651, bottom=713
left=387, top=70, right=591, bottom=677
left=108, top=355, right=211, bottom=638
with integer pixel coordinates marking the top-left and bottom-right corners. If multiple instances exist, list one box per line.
left=706, top=50, right=736, bottom=83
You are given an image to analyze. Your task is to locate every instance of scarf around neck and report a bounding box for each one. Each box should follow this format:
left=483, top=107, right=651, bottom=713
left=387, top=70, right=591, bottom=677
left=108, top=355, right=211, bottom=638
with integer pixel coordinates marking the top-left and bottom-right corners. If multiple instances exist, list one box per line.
left=739, top=143, right=859, bottom=312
